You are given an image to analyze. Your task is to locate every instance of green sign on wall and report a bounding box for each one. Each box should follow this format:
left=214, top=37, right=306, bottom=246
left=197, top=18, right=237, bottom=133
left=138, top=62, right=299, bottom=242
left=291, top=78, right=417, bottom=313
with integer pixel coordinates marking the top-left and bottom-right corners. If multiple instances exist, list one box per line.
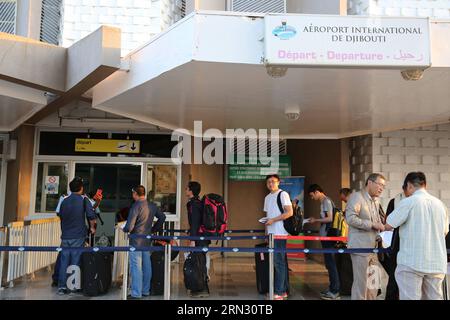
left=228, top=155, right=291, bottom=181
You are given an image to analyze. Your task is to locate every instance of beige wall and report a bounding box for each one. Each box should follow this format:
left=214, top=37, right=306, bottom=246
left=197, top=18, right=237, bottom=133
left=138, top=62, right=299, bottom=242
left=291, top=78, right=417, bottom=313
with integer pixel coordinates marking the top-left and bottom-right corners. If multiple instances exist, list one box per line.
left=224, top=139, right=348, bottom=259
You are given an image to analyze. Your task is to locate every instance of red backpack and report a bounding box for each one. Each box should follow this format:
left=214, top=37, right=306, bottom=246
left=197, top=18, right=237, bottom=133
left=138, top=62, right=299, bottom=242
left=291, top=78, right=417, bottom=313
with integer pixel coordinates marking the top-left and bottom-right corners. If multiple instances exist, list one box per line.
left=200, top=194, right=228, bottom=236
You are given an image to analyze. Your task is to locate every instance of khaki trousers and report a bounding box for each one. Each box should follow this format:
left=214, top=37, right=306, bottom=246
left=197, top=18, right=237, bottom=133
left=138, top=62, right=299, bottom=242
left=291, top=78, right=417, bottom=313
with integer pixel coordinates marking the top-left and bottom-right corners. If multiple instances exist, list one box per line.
left=350, top=253, right=387, bottom=300
left=395, top=264, right=445, bottom=300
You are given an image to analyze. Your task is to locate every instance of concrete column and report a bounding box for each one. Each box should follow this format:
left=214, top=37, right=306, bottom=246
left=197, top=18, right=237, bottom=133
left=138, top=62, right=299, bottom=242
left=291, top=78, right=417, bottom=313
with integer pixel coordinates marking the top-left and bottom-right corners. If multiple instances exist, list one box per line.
left=4, top=125, right=35, bottom=223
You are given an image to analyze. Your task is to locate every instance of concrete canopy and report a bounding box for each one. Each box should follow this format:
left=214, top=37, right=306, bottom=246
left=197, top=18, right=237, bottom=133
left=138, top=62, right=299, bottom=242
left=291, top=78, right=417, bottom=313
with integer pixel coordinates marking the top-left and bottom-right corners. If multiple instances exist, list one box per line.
left=0, top=26, right=121, bottom=131
left=92, top=12, right=450, bottom=139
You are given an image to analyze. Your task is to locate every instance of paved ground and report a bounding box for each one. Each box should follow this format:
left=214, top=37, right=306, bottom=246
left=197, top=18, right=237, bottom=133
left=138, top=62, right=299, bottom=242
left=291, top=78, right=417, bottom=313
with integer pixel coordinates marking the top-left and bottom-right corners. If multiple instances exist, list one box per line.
left=0, top=255, right=351, bottom=300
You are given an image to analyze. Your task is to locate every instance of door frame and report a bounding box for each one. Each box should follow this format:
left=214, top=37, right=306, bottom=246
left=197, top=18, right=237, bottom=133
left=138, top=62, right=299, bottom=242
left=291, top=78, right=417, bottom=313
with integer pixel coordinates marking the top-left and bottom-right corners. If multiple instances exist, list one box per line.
left=30, top=156, right=182, bottom=222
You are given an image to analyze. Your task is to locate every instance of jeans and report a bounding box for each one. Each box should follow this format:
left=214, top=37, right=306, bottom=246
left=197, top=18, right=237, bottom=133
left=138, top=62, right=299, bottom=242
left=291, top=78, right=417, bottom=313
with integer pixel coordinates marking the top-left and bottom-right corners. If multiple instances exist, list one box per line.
left=58, top=238, right=85, bottom=289
left=52, top=252, right=62, bottom=283
left=129, top=251, right=152, bottom=298
left=321, top=240, right=340, bottom=294
left=274, top=239, right=289, bottom=295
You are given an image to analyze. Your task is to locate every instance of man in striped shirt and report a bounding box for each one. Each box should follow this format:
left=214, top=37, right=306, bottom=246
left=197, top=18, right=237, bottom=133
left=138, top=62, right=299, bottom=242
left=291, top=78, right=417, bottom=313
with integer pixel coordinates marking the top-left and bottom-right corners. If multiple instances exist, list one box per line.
left=386, top=172, right=449, bottom=300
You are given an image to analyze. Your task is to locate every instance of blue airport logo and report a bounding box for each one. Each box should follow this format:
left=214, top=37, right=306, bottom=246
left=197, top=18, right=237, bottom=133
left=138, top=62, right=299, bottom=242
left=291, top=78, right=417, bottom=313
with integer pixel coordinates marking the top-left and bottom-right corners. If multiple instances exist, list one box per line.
left=272, top=21, right=297, bottom=40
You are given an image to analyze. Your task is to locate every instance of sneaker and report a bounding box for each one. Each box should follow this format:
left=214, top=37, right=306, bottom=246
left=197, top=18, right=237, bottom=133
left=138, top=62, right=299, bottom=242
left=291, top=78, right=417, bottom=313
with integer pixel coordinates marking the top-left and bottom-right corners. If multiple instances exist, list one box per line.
left=320, top=289, right=330, bottom=296
left=57, top=288, right=68, bottom=295
left=127, top=296, right=141, bottom=300
left=189, top=290, right=210, bottom=298
left=320, top=291, right=341, bottom=300
left=265, top=293, right=287, bottom=300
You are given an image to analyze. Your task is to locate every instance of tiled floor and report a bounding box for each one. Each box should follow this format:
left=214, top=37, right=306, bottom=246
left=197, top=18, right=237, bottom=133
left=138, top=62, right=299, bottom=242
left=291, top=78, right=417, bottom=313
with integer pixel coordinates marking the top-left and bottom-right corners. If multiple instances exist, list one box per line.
left=0, top=255, right=350, bottom=300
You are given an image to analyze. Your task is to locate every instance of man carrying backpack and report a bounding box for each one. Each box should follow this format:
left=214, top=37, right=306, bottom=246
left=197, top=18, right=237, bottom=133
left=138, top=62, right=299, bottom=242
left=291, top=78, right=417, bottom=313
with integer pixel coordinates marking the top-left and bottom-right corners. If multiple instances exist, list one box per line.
left=263, top=174, right=293, bottom=300
left=307, top=184, right=340, bottom=300
left=186, top=181, right=210, bottom=298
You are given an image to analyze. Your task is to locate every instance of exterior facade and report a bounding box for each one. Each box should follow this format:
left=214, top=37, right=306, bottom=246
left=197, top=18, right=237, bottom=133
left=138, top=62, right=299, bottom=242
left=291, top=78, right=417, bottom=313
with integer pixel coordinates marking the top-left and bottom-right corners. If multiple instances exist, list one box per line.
left=0, top=0, right=449, bottom=252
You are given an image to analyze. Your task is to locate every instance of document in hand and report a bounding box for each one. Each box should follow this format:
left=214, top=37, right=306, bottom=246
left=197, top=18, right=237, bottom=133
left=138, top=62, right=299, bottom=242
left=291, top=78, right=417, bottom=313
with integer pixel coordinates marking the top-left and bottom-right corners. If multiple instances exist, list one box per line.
left=380, top=231, right=393, bottom=248
left=258, top=217, right=269, bottom=224
left=302, top=218, right=311, bottom=226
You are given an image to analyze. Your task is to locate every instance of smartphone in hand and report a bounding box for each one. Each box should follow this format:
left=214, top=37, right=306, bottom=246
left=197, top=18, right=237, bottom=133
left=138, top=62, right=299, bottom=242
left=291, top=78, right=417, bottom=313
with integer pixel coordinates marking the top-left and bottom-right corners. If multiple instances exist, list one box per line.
left=94, top=188, right=103, bottom=201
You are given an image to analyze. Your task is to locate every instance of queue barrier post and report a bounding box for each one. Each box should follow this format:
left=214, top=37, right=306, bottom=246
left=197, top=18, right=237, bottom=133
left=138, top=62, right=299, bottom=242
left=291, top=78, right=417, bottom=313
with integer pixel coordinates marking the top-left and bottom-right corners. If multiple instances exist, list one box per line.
left=269, top=233, right=274, bottom=301
left=121, top=237, right=129, bottom=301
left=164, top=243, right=172, bottom=300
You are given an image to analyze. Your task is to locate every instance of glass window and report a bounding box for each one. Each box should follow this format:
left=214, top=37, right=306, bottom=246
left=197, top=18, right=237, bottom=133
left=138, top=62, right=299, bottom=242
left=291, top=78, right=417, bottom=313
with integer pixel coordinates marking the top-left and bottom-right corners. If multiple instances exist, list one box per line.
left=147, top=165, right=177, bottom=215
left=74, top=163, right=141, bottom=214
left=74, top=163, right=142, bottom=238
left=35, top=163, right=69, bottom=213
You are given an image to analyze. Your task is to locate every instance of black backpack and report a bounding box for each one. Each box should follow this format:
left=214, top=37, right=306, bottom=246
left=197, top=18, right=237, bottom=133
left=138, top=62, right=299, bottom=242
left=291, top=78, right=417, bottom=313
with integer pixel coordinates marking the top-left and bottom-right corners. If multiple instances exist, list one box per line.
left=183, top=252, right=208, bottom=292
left=276, top=191, right=303, bottom=236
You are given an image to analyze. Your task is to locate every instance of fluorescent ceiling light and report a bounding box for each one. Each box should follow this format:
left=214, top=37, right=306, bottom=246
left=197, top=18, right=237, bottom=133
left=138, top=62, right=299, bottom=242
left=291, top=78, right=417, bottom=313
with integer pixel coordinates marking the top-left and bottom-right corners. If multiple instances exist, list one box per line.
left=81, top=118, right=135, bottom=123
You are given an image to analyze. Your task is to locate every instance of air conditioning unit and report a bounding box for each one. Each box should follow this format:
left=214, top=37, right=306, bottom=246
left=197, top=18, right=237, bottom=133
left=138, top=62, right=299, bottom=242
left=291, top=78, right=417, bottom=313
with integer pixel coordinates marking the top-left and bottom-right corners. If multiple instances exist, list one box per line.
left=229, top=0, right=286, bottom=13
left=0, top=0, right=17, bottom=34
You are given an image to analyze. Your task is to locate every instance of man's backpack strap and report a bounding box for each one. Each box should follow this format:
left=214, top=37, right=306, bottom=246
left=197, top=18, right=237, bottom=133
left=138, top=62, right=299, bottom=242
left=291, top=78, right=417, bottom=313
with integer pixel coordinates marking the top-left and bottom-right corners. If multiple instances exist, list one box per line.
left=277, top=190, right=286, bottom=214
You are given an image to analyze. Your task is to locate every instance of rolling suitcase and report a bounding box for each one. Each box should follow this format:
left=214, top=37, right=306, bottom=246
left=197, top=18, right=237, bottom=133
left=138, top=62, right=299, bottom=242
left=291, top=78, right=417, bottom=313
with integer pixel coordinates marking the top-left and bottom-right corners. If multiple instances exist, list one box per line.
left=81, top=235, right=112, bottom=296
left=151, top=250, right=165, bottom=295
left=183, top=252, right=208, bottom=292
left=255, top=243, right=269, bottom=294
left=335, top=252, right=353, bottom=296
left=254, top=243, right=290, bottom=295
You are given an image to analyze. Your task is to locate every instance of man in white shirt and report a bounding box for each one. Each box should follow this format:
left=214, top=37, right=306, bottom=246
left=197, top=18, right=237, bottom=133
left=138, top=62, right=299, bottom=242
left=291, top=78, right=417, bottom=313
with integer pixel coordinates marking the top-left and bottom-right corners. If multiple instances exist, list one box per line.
left=386, top=171, right=449, bottom=300
left=264, top=174, right=293, bottom=300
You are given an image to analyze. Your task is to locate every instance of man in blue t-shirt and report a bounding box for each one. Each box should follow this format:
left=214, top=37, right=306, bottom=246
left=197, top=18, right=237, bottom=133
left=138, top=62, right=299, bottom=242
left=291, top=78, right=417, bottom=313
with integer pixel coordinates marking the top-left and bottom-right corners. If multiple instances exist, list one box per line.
left=57, top=178, right=97, bottom=294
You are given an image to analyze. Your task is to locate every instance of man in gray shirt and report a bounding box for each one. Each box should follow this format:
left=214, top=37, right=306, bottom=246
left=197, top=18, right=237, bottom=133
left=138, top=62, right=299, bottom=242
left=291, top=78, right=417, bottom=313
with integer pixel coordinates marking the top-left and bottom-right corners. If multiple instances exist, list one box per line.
left=123, top=185, right=164, bottom=299
left=307, top=184, right=340, bottom=300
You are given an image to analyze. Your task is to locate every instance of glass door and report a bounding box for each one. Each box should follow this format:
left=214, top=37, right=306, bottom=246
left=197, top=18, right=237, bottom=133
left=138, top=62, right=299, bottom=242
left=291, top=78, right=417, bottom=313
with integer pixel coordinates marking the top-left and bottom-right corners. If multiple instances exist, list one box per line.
left=74, top=163, right=142, bottom=238
left=35, top=162, right=69, bottom=213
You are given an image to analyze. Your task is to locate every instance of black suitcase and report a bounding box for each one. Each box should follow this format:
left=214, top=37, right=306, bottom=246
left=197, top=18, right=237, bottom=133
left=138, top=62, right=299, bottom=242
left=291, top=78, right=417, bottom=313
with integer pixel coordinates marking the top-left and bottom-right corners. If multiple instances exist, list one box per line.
left=81, top=234, right=112, bottom=296
left=183, top=252, right=208, bottom=292
left=254, top=243, right=290, bottom=295
left=81, top=251, right=112, bottom=296
left=151, top=251, right=165, bottom=295
left=335, top=253, right=353, bottom=296
left=255, top=243, right=269, bottom=294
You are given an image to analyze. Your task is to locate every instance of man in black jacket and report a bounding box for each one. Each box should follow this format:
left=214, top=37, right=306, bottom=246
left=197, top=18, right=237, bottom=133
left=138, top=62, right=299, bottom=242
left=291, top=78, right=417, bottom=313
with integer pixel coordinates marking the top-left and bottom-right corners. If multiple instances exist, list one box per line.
left=186, top=181, right=210, bottom=298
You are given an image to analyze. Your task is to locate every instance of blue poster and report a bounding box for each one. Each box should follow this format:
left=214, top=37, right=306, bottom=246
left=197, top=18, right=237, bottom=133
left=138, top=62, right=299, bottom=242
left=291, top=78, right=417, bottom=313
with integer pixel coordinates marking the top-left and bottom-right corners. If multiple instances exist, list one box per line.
left=279, top=176, right=305, bottom=211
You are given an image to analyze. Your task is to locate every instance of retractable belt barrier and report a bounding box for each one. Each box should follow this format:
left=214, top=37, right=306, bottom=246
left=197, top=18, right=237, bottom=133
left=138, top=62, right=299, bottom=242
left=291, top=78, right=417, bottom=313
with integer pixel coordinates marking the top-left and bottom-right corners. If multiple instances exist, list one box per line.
left=0, top=245, right=448, bottom=254
left=162, top=229, right=267, bottom=234
left=0, top=239, right=449, bottom=301
left=129, top=234, right=347, bottom=242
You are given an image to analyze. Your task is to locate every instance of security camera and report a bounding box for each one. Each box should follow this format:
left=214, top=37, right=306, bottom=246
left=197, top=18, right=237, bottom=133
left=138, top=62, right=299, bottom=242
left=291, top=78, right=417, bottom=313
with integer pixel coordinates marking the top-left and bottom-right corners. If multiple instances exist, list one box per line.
left=401, top=69, right=424, bottom=81
left=285, top=112, right=300, bottom=121
left=284, top=104, right=301, bottom=121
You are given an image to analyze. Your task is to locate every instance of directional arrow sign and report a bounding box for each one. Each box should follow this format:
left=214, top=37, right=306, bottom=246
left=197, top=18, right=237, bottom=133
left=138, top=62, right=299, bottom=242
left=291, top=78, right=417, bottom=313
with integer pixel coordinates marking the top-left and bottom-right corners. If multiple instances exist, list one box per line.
left=75, top=139, right=140, bottom=153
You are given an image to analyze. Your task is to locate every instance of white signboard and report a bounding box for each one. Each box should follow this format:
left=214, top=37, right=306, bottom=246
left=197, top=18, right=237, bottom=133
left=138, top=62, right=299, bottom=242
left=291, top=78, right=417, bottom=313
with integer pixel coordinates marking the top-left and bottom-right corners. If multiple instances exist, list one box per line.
left=264, top=15, right=430, bottom=68
left=45, top=176, right=59, bottom=195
